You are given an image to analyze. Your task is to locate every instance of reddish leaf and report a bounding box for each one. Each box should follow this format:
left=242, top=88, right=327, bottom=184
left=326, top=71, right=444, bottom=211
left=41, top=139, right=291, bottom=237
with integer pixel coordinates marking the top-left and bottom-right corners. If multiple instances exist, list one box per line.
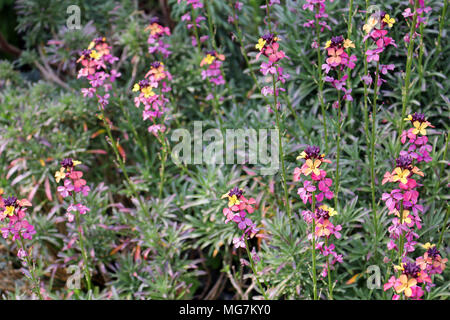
left=117, top=143, right=126, bottom=162
left=91, top=129, right=105, bottom=139
left=18, top=199, right=32, bottom=207
left=86, top=149, right=107, bottom=155
left=27, top=182, right=41, bottom=202
left=44, top=177, right=53, bottom=201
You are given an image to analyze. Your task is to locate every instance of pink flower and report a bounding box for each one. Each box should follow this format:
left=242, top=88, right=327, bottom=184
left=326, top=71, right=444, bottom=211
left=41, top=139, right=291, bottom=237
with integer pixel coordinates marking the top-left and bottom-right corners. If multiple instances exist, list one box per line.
left=384, top=276, right=400, bottom=291
left=57, top=179, right=74, bottom=198
left=233, top=236, right=246, bottom=249
left=260, top=62, right=276, bottom=75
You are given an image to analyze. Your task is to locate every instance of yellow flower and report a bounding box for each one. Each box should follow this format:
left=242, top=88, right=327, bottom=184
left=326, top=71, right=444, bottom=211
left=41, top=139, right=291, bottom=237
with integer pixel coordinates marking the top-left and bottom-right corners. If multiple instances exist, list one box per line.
left=296, top=151, right=307, bottom=160
left=382, top=14, right=395, bottom=28
left=343, top=39, right=355, bottom=49
left=255, top=38, right=266, bottom=51
left=89, top=50, right=100, bottom=60
left=395, top=210, right=411, bottom=224
left=5, top=206, right=15, bottom=217
left=87, top=41, right=95, bottom=50
left=319, top=205, right=338, bottom=217
left=132, top=83, right=140, bottom=92
left=394, top=263, right=405, bottom=272
left=392, top=167, right=410, bottom=184
left=142, top=87, right=155, bottom=98
left=221, top=191, right=242, bottom=207
left=228, top=195, right=240, bottom=207
left=73, top=160, right=82, bottom=166
left=55, top=167, right=66, bottom=183
left=200, top=54, right=215, bottom=66
left=421, top=242, right=435, bottom=250
left=325, top=40, right=331, bottom=48
left=404, top=114, right=413, bottom=121
left=412, top=121, right=428, bottom=136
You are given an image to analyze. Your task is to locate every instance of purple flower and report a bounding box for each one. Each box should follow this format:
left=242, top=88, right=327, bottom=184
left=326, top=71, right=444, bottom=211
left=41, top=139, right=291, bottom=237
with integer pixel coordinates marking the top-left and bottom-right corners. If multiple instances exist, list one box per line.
left=57, top=179, right=74, bottom=198
left=233, top=236, right=246, bottom=249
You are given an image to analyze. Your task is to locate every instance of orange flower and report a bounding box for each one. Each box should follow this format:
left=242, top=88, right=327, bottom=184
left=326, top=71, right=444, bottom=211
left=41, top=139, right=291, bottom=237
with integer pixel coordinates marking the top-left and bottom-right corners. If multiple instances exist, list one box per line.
left=302, top=159, right=321, bottom=176
left=315, top=219, right=331, bottom=237
left=411, top=166, right=424, bottom=177
left=146, top=23, right=163, bottom=36
left=382, top=170, right=394, bottom=185
left=326, top=47, right=344, bottom=65
left=394, top=274, right=417, bottom=297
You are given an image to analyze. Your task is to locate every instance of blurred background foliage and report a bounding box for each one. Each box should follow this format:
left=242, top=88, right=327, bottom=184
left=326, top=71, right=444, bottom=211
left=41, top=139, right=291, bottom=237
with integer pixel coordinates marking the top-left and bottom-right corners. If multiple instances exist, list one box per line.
left=0, top=0, right=448, bottom=299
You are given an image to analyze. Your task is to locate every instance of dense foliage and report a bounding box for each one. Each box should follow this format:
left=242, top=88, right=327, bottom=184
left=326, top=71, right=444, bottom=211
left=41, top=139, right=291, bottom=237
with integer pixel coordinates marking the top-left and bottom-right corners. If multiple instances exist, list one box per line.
left=0, top=0, right=448, bottom=300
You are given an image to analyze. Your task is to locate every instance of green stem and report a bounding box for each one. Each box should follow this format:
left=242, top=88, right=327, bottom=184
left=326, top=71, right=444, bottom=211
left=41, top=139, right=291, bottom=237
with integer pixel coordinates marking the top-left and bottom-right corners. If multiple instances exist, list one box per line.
left=334, top=70, right=342, bottom=211
left=370, top=61, right=380, bottom=261
left=116, top=100, right=150, bottom=165
left=100, top=109, right=148, bottom=214
left=311, top=190, right=318, bottom=300
left=265, top=0, right=272, bottom=33
left=157, top=128, right=169, bottom=199
left=437, top=206, right=449, bottom=250
left=397, top=200, right=405, bottom=266
left=230, top=2, right=310, bottom=142
left=362, top=0, right=371, bottom=148
left=272, top=73, right=293, bottom=232
left=191, top=7, right=224, bottom=128
left=418, top=20, right=425, bottom=84
left=205, top=0, right=236, bottom=107
left=16, top=238, right=43, bottom=300
left=244, top=238, right=268, bottom=300
left=324, top=237, right=333, bottom=299
left=382, top=249, right=396, bottom=300
left=437, top=0, right=448, bottom=54
left=399, top=0, right=419, bottom=153
left=434, top=130, right=449, bottom=193
left=315, top=7, right=328, bottom=154
left=74, top=201, right=92, bottom=294
left=345, top=0, right=354, bottom=120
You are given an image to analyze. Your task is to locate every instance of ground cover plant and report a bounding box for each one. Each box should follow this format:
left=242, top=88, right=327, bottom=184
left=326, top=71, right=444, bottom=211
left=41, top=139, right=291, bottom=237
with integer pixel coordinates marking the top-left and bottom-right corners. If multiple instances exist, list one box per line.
left=0, top=0, right=448, bottom=300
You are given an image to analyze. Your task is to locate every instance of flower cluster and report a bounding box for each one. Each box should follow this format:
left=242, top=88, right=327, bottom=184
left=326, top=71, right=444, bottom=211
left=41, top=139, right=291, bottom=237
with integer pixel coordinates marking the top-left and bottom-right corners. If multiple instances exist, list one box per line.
left=381, top=152, right=425, bottom=254
left=55, top=158, right=91, bottom=222
left=77, top=37, right=120, bottom=109
left=132, top=61, right=172, bottom=136
left=221, top=187, right=259, bottom=251
left=322, top=35, right=357, bottom=103
left=384, top=261, right=428, bottom=299
left=0, top=193, right=35, bottom=243
left=179, top=0, right=203, bottom=9
left=255, top=33, right=289, bottom=100
left=294, top=146, right=333, bottom=204
left=179, top=0, right=209, bottom=47
left=400, top=113, right=435, bottom=163
left=402, top=0, right=432, bottom=43
left=381, top=114, right=434, bottom=255
left=145, top=17, right=172, bottom=58
left=294, top=146, right=343, bottom=276
left=362, top=11, right=397, bottom=87
left=227, top=1, right=243, bottom=24
left=200, top=50, right=225, bottom=87
left=302, top=0, right=332, bottom=31
left=382, top=114, right=446, bottom=299
left=416, top=243, right=447, bottom=277
left=384, top=244, right=447, bottom=300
